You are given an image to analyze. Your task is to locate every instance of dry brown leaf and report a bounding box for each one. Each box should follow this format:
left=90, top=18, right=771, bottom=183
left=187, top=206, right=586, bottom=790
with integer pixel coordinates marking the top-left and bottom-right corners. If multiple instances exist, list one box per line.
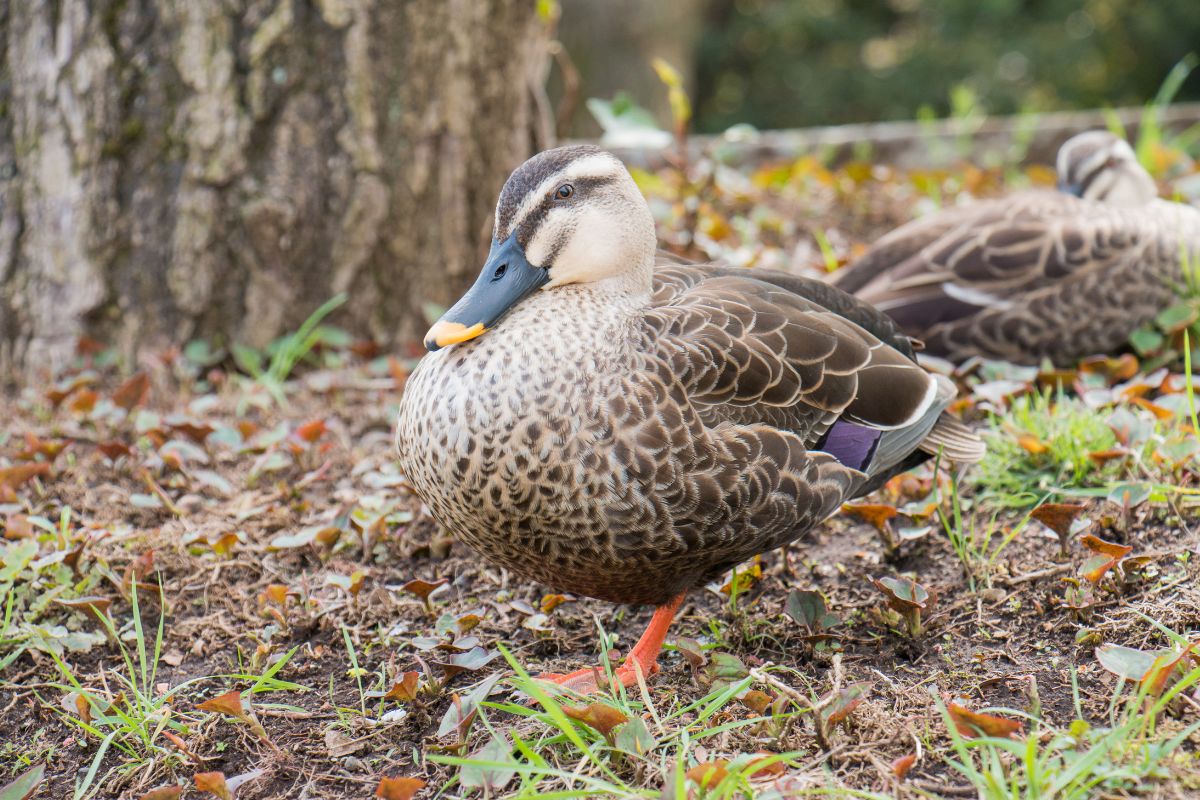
left=138, top=786, right=185, bottom=800
left=1079, top=534, right=1133, bottom=584
left=375, top=776, right=425, bottom=800
left=0, top=462, right=52, bottom=490
left=193, top=771, right=232, bottom=800
left=294, top=418, right=328, bottom=443
left=841, top=503, right=898, bottom=532
left=947, top=703, right=1023, bottom=739
left=260, top=584, right=288, bottom=606
left=1029, top=503, right=1086, bottom=539
left=384, top=671, right=421, bottom=703
left=1087, top=448, right=1128, bottom=465
left=113, top=372, right=151, bottom=411
left=1016, top=435, right=1048, bottom=455
left=563, top=703, right=628, bottom=741
left=196, top=690, right=244, bottom=718
left=1131, top=397, right=1174, bottom=420
left=738, top=689, right=773, bottom=714
left=68, top=389, right=99, bottom=414
left=891, top=753, right=916, bottom=779
left=686, top=760, right=729, bottom=789
left=540, top=593, right=571, bottom=613
left=97, top=440, right=133, bottom=461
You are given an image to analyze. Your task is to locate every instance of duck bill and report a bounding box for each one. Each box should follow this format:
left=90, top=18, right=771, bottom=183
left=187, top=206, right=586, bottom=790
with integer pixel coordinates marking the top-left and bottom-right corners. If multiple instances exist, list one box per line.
left=1057, top=179, right=1084, bottom=197
left=423, top=237, right=550, bottom=351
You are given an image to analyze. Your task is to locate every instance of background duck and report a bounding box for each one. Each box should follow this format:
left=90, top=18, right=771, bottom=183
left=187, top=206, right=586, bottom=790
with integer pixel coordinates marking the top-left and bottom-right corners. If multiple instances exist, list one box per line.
left=395, top=145, right=983, bottom=694
left=832, top=131, right=1200, bottom=366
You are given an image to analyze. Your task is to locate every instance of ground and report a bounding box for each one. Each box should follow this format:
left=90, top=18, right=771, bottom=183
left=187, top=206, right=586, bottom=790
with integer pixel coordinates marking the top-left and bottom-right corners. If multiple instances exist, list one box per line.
left=2, top=146, right=1200, bottom=800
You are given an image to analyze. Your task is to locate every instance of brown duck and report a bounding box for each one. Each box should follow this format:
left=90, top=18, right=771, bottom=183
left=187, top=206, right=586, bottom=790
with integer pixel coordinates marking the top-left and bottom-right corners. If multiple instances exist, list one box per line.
left=833, top=131, right=1200, bottom=365
left=396, top=145, right=983, bottom=693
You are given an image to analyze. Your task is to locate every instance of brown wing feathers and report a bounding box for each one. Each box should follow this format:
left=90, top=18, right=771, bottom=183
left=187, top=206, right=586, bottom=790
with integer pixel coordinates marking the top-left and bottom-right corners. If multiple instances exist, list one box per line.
left=648, top=264, right=941, bottom=439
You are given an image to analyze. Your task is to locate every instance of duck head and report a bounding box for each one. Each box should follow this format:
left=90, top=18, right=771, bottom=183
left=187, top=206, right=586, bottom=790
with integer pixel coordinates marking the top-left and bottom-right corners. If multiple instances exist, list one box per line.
left=424, top=145, right=656, bottom=351
left=1056, top=130, right=1157, bottom=206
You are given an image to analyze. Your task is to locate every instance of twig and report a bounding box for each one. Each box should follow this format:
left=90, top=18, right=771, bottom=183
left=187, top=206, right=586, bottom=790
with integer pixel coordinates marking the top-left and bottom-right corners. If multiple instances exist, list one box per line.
left=1000, top=562, right=1073, bottom=586
left=139, top=469, right=182, bottom=516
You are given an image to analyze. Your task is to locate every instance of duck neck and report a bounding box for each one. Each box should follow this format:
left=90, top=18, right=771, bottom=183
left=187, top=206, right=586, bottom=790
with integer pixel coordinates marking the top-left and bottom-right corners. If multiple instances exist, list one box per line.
left=502, top=263, right=652, bottom=357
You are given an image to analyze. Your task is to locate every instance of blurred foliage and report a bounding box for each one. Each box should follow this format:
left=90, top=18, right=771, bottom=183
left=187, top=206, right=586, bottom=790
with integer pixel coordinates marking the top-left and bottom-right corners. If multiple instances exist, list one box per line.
left=692, top=0, right=1200, bottom=132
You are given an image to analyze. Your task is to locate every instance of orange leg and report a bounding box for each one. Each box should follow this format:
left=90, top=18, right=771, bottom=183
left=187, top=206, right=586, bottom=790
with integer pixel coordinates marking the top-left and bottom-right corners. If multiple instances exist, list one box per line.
left=537, top=593, right=686, bottom=694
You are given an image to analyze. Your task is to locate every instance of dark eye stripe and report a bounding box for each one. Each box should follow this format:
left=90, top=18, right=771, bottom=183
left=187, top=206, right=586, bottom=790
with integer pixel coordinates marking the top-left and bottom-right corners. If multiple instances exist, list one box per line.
left=513, top=175, right=617, bottom=248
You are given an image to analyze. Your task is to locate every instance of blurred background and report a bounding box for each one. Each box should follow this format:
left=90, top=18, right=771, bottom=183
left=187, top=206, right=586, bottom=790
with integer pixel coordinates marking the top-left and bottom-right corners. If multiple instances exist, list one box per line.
left=558, top=0, right=1200, bottom=135
left=3, top=0, right=1199, bottom=381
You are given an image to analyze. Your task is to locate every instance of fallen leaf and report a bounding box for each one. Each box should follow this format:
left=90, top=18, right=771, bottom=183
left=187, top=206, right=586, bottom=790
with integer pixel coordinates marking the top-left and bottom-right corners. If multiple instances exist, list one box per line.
left=113, top=372, right=151, bottom=411
left=459, top=734, right=516, bottom=794
left=891, top=753, right=916, bottom=780
left=3, top=514, right=35, bottom=540
left=675, top=637, right=708, bottom=676
left=16, top=433, right=68, bottom=462
left=401, top=577, right=448, bottom=603
left=97, top=440, right=133, bottom=461
left=540, top=593, right=571, bottom=613
left=686, top=760, right=729, bottom=789
left=325, top=727, right=366, bottom=758
left=53, top=596, right=113, bottom=627
left=68, top=389, right=99, bottom=415
left=947, top=703, right=1023, bottom=739
left=1016, top=435, right=1048, bottom=455
left=196, top=690, right=244, bottom=718
left=436, top=672, right=503, bottom=744
left=1131, top=397, right=1174, bottom=421
left=1030, top=503, right=1086, bottom=540
left=294, top=418, right=328, bottom=443
left=1097, top=641, right=1200, bottom=695
left=382, top=671, right=421, bottom=703
left=563, top=702, right=629, bottom=741
left=1079, top=534, right=1132, bottom=584
left=138, top=787, right=185, bottom=800
left=193, top=772, right=232, bottom=800
left=842, top=503, right=898, bottom=532
left=375, top=776, right=425, bottom=800
left=614, top=715, right=656, bottom=755
left=1087, top=447, right=1128, bottom=465
left=0, top=463, right=52, bottom=491
left=719, top=559, right=762, bottom=595
left=738, top=689, right=773, bottom=714
left=260, top=584, right=289, bottom=606
left=817, top=681, right=870, bottom=742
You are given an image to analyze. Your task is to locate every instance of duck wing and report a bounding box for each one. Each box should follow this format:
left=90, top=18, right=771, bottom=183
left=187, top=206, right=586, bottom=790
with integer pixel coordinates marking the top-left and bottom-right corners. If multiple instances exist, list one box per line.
left=647, top=264, right=937, bottom=432
left=623, top=265, right=980, bottom=587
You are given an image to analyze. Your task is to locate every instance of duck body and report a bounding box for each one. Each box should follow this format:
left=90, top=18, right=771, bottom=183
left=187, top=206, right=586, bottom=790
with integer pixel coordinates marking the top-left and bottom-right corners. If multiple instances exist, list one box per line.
left=398, top=264, right=967, bottom=606
left=396, top=144, right=981, bottom=690
left=835, top=131, right=1200, bottom=366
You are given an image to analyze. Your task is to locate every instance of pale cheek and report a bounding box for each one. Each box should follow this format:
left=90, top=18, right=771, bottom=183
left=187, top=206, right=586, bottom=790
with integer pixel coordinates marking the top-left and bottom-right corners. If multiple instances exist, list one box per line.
left=547, top=214, right=627, bottom=286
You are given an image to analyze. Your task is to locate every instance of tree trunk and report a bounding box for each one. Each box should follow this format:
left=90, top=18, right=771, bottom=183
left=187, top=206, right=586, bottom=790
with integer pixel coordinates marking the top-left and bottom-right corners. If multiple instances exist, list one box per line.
left=0, top=0, right=553, bottom=379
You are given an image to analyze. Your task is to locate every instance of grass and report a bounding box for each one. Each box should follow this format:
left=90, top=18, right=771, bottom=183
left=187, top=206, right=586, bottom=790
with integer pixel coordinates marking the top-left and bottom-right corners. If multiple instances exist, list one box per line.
left=938, top=662, right=1200, bottom=799
left=432, top=646, right=809, bottom=799
left=1105, top=53, right=1200, bottom=177
left=43, top=584, right=193, bottom=799
left=936, top=467, right=1029, bottom=590
left=974, top=390, right=1124, bottom=507
left=232, top=292, right=348, bottom=408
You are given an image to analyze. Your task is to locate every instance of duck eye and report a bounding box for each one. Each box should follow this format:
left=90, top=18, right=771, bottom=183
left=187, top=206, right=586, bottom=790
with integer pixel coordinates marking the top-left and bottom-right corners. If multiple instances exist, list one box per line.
left=492, top=263, right=508, bottom=281
left=555, top=183, right=574, bottom=200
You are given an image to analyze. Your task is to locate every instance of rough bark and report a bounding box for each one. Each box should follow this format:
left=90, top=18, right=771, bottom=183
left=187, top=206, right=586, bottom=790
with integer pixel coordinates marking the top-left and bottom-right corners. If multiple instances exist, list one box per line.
left=1, top=0, right=552, bottom=378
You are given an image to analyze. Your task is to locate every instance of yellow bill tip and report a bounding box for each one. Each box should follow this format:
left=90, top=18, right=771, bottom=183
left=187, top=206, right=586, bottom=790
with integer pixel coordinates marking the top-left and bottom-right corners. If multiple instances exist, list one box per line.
left=424, top=321, right=486, bottom=350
